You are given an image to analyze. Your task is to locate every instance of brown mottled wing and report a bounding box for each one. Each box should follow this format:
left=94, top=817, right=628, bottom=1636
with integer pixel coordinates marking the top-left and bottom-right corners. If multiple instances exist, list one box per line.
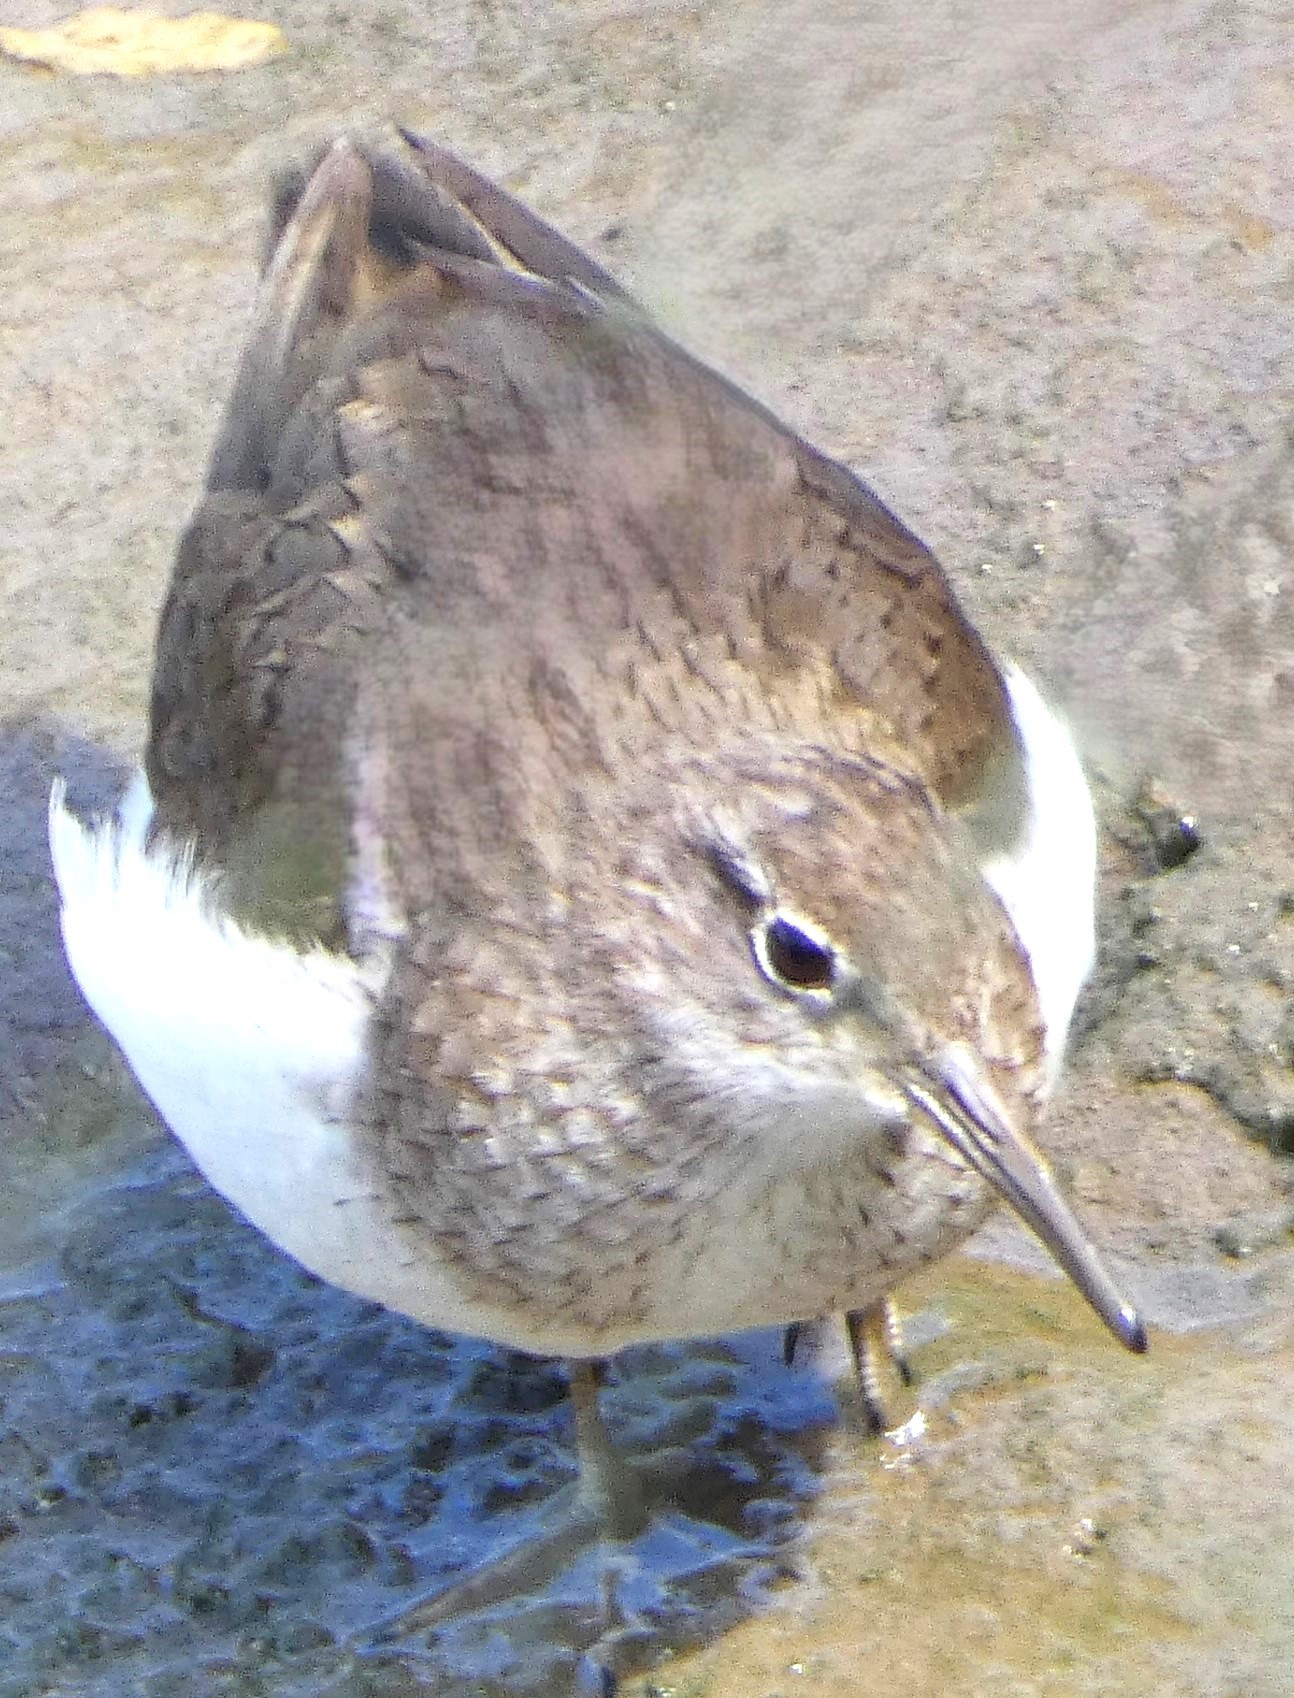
left=146, top=128, right=1019, bottom=938
left=387, top=132, right=1017, bottom=810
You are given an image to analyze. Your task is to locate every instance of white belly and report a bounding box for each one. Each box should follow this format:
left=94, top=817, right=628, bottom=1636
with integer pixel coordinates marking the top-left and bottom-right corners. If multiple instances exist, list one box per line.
left=48, top=778, right=549, bottom=1347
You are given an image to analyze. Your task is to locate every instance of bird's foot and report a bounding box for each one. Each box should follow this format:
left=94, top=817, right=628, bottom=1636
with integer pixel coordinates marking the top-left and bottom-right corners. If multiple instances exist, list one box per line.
left=785, top=1298, right=923, bottom=1439
left=846, top=1297, right=922, bottom=1438
left=346, top=1360, right=656, bottom=1659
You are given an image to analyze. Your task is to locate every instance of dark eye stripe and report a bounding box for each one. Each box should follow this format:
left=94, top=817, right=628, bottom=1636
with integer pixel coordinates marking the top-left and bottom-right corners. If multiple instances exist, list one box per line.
left=705, top=839, right=771, bottom=911
left=757, top=914, right=836, bottom=993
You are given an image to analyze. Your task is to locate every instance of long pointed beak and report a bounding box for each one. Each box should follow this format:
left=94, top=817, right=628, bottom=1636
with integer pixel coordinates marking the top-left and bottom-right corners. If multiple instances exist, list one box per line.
left=906, top=1047, right=1147, bottom=1355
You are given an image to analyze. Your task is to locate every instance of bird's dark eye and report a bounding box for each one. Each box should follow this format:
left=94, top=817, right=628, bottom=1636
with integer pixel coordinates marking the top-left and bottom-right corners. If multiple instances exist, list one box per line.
left=754, top=914, right=837, bottom=994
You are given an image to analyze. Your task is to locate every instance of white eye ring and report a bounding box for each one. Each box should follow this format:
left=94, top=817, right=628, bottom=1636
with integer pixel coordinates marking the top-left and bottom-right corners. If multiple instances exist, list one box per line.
left=752, top=911, right=838, bottom=996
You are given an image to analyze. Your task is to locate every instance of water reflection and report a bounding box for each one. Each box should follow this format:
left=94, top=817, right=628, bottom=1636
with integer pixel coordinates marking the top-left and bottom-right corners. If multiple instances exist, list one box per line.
left=1, top=1108, right=1290, bottom=1697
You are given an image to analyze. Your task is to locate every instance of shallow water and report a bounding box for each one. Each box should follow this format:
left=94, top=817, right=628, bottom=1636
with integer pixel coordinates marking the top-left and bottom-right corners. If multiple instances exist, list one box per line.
left=3, top=1083, right=1290, bottom=1697
left=637, top=1255, right=1294, bottom=1698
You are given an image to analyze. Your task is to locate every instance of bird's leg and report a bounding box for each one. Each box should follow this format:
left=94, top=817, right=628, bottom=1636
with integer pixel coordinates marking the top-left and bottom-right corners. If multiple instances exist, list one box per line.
left=353, top=1356, right=647, bottom=1648
left=783, top=1303, right=919, bottom=1434
left=567, top=1358, right=646, bottom=1537
left=845, top=1298, right=916, bottom=1435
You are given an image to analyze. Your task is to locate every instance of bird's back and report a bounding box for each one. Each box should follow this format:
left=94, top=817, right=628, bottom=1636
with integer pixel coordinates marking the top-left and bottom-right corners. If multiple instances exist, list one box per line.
left=144, top=130, right=1024, bottom=949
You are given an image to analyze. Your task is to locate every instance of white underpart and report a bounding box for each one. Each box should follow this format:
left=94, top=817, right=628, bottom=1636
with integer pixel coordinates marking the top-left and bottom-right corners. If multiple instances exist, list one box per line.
left=49, top=775, right=503, bottom=1340
left=981, top=665, right=1097, bottom=1087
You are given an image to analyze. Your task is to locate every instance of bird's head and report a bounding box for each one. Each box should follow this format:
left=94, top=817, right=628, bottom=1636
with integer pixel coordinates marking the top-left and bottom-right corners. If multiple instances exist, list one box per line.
left=561, top=730, right=1145, bottom=1353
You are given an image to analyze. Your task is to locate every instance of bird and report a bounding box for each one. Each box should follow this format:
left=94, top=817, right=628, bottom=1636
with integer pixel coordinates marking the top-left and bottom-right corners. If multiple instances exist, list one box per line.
left=49, top=127, right=1145, bottom=1608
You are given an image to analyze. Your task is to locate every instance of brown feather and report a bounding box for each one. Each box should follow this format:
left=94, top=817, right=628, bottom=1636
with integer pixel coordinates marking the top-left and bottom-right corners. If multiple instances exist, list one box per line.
left=148, top=129, right=1020, bottom=947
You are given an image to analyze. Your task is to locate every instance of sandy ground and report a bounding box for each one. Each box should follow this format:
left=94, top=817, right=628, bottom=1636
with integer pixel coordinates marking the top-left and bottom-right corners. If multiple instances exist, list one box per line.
left=3, top=0, right=1294, bottom=1693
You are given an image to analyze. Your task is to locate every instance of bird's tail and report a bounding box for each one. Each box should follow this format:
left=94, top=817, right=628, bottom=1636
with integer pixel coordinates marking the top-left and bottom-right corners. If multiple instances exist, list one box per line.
left=207, top=127, right=640, bottom=495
